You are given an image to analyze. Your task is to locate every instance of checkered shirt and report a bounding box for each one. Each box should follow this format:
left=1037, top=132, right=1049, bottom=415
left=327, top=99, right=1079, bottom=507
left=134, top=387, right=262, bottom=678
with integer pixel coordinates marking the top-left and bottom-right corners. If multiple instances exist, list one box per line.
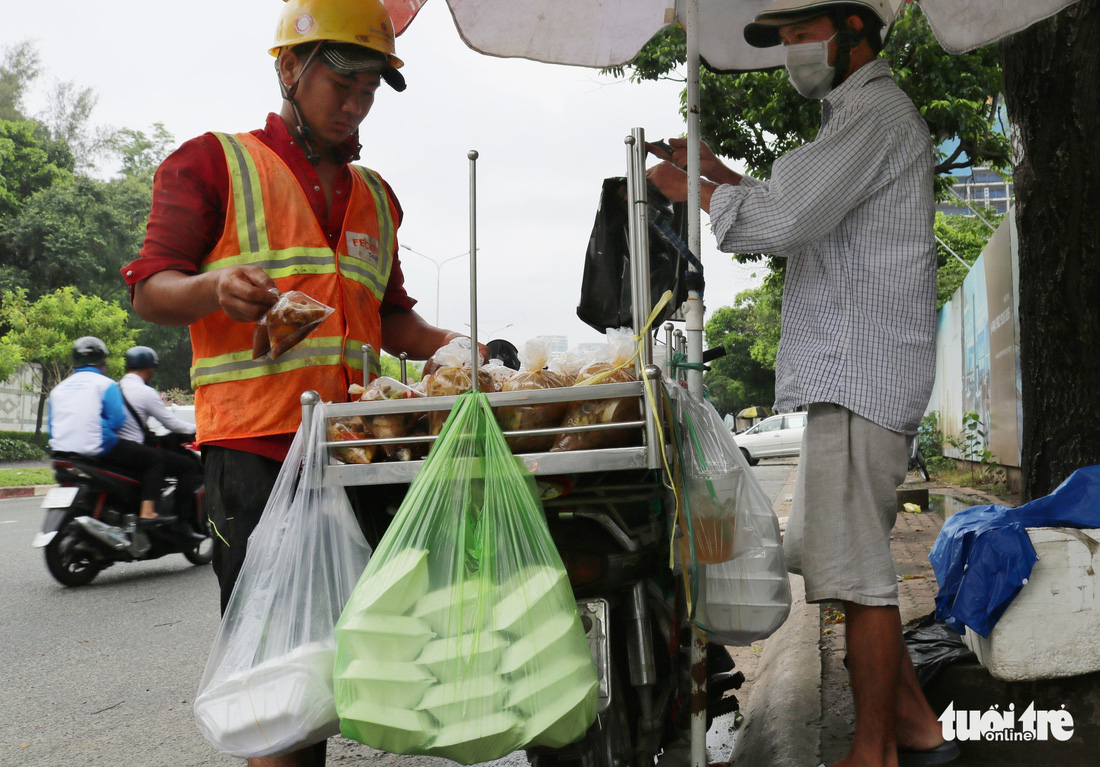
left=711, top=59, right=936, bottom=434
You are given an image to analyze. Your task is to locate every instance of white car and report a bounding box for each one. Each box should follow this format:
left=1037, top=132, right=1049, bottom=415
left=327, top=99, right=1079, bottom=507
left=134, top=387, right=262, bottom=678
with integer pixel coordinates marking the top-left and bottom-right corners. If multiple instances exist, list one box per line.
left=732, top=412, right=807, bottom=465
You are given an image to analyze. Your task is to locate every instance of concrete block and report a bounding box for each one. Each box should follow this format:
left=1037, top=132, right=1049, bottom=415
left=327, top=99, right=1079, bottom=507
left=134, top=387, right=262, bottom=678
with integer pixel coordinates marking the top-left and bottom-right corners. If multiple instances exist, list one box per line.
left=964, top=527, right=1100, bottom=681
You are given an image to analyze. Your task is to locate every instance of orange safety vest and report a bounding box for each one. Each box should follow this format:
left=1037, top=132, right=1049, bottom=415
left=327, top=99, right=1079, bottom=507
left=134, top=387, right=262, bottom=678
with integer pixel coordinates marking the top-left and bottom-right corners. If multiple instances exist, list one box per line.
left=189, top=132, right=397, bottom=444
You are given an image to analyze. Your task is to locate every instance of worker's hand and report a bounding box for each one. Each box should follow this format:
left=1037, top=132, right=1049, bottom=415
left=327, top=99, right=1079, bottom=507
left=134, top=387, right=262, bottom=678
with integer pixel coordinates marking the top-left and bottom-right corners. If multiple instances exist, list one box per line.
left=213, top=266, right=279, bottom=323
left=646, top=162, right=689, bottom=202
left=671, top=137, right=729, bottom=183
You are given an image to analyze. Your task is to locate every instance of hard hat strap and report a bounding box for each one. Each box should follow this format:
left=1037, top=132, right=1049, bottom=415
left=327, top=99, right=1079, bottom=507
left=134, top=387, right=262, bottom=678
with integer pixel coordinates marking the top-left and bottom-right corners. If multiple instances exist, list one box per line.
left=278, top=42, right=325, bottom=166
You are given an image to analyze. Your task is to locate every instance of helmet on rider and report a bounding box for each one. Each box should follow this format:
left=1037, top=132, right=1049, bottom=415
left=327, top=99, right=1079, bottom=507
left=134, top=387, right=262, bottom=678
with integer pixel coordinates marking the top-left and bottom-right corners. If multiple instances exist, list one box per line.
left=124, top=346, right=159, bottom=371
left=744, top=0, right=893, bottom=49
left=72, top=337, right=109, bottom=368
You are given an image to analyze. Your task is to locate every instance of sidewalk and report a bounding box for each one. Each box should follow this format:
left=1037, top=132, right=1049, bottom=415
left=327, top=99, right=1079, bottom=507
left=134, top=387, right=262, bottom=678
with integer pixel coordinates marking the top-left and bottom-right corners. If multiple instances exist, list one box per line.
left=726, top=468, right=1036, bottom=767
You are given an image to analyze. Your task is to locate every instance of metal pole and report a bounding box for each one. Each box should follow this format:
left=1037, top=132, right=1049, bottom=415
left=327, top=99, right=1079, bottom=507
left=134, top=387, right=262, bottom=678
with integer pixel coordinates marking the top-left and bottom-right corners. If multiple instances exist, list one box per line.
left=468, top=150, right=479, bottom=378
left=936, top=234, right=973, bottom=271
left=399, top=352, right=408, bottom=385
left=361, top=344, right=373, bottom=387
left=684, top=0, right=706, bottom=405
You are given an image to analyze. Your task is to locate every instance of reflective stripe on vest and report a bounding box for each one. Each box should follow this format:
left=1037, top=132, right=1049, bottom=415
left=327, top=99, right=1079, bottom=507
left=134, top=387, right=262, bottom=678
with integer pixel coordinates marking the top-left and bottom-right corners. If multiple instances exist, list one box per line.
left=192, top=337, right=382, bottom=388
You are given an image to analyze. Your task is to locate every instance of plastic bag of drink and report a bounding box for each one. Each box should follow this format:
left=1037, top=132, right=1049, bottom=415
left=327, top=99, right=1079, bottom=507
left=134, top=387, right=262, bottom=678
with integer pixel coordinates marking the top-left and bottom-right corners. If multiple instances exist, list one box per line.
left=671, top=386, right=792, bottom=645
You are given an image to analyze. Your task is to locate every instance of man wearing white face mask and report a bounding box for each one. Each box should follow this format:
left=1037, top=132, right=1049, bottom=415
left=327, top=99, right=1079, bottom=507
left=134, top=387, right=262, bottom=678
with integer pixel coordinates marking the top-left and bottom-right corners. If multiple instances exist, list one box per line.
left=648, top=2, right=951, bottom=766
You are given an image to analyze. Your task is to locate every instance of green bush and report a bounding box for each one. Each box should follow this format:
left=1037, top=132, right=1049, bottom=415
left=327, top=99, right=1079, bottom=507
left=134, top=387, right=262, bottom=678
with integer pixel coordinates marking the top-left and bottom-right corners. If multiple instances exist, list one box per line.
left=0, top=437, right=48, bottom=461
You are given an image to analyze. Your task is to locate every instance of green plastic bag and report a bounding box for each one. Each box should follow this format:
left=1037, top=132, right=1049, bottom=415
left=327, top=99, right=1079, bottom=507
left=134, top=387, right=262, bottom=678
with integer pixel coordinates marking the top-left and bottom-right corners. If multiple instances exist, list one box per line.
left=334, top=391, right=597, bottom=764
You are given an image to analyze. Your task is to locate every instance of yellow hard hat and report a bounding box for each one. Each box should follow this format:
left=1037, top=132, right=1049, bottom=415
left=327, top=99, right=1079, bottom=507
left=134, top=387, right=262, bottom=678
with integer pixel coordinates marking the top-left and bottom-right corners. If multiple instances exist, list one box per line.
left=271, top=0, right=404, bottom=72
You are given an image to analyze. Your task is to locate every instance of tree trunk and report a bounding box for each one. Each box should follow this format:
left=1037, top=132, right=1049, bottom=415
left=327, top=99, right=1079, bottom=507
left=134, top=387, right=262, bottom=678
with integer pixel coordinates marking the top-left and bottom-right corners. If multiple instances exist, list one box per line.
left=1001, top=0, right=1100, bottom=500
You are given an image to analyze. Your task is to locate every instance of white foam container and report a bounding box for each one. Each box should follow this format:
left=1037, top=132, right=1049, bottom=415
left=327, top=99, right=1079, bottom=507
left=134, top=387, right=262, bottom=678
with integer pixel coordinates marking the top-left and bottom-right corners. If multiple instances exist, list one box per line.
left=964, top=527, right=1100, bottom=681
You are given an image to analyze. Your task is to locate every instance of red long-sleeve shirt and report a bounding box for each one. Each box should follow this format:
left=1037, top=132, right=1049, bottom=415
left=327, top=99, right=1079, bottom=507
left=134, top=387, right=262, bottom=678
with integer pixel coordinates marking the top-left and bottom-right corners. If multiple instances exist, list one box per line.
left=122, top=113, right=417, bottom=460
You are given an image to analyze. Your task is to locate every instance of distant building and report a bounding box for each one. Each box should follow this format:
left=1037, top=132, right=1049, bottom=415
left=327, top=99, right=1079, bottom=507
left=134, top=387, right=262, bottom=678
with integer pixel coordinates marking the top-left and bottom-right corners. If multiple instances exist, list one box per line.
left=936, top=166, right=1015, bottom=216
left=543, top=335, right=569, bottom=355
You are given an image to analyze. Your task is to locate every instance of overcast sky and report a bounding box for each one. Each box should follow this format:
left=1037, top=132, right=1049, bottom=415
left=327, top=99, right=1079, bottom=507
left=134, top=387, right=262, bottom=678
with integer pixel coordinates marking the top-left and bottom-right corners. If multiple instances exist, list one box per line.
left=4, top=0, right=764, bottom=352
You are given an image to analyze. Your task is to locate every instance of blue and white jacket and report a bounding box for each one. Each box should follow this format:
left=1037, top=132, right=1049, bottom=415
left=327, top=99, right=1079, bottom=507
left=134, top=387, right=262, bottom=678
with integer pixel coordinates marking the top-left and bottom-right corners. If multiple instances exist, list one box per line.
left=47, top=367, right=127, bottom=457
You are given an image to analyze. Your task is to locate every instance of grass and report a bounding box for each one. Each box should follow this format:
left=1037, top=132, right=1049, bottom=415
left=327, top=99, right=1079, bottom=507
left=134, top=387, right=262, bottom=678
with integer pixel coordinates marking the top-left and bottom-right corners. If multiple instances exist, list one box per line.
left=0, top=467, right=55, bottom=487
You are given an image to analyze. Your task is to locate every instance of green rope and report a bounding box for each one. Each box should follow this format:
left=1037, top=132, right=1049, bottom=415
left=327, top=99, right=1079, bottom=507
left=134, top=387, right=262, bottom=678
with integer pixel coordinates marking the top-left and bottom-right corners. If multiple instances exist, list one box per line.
left=665, top=351, right=707, bottom=373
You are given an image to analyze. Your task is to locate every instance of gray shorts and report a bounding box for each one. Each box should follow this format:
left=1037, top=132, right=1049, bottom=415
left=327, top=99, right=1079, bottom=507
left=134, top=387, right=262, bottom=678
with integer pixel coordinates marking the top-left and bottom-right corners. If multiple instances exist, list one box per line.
left=783, top=403, right=909, bottom=606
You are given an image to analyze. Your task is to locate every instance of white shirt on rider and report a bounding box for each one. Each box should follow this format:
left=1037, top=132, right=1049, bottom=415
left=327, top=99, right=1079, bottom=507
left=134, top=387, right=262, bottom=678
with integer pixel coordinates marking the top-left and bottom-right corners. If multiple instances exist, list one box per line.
left=118, top=372, right=197, bottom=444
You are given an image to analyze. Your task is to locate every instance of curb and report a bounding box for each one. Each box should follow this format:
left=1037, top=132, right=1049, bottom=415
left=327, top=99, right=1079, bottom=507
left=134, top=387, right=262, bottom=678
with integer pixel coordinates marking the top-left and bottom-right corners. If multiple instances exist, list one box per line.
left=0, top=484, right=55, bottom=500
left=729, top=468, right=821, bottom=767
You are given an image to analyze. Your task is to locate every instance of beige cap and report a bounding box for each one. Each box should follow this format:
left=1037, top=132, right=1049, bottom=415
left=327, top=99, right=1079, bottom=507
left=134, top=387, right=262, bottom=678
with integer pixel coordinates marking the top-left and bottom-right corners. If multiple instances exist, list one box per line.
left=744, top=0, right=895, bottom=48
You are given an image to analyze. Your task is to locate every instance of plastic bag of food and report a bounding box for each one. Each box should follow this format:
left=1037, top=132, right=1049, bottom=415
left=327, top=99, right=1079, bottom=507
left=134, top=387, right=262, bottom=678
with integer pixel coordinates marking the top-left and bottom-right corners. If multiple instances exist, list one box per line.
left=552, top=329, right=640, bottom=452
left=481, top=359, right=515, bottom=392
left=194, top=406, right=372, bottom=757
left=497, top=338, right=568, bottom=453
left=334, top=392, right=597, bottom=763
left=422, top=336, right=485, bottom=378
left=423, top=343, right=496, bottom=434
left=670, top=386, right=791, bottom=646
left=329, top=416, right=374, bottom=465
left=547, top=347, right=589, bottom=386
left=349, top=377, right=426, bottom=462
left=252, top=289, right=335, bottom=360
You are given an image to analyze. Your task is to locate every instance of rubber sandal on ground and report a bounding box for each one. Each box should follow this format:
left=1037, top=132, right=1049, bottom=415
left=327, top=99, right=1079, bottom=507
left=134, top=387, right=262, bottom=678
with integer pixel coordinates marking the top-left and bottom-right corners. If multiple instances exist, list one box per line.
left=898, top=740, right=960, bottom=766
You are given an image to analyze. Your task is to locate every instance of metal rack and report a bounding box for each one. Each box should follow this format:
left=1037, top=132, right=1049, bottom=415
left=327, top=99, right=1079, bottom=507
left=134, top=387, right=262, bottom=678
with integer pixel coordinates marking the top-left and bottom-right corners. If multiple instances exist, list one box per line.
left=301, top=365, right=666, bottom=487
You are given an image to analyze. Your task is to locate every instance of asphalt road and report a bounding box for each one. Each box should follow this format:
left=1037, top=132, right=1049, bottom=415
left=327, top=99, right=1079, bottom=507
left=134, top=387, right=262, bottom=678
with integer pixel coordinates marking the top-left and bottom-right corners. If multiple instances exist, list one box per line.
left=0, top=461, right=794, bottom=767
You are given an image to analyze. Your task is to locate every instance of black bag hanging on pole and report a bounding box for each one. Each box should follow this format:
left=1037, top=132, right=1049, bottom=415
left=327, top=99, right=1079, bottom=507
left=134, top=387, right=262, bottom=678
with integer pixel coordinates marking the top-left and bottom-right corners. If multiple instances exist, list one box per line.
left=576, top=177, right=697, bottom=333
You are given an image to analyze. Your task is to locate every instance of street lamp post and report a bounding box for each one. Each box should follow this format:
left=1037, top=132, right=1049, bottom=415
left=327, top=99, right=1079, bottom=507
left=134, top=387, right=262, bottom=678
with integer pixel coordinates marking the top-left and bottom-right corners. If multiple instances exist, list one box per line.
left=464, top=322, right=514, bottom=341
left=398, top=244, right=471, bottom=326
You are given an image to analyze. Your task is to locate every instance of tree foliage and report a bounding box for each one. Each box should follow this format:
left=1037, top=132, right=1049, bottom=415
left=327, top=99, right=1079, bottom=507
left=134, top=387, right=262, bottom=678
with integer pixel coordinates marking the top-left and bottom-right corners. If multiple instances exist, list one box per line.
left=1, top=287, right=138, bottom=435
left=0, top=40, right=39, bottom=122
left=703, top=297, right=776, bottom=417
left=934, top=208, right=1003, bottom=308
left=612, top=4, right=1008, bottom=199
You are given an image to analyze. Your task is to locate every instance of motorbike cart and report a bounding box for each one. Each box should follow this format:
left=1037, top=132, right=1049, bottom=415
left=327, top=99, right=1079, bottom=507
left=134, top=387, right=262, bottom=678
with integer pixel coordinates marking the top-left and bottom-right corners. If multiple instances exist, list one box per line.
left=295, top=135, right=783, bottom=767
left=33, top=447, right=212, bottom=587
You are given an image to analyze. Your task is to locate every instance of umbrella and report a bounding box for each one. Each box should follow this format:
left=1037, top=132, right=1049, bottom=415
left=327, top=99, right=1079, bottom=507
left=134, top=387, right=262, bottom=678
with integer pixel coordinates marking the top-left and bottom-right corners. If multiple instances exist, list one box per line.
left=386, top=0, right=1081, bottom=397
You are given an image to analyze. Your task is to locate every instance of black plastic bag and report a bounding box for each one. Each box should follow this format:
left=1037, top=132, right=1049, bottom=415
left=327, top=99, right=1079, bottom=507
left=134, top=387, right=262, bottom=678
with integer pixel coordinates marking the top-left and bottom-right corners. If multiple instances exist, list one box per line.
left=576, top=177, right=697, bottom=333
left=904, top=612, right=976, bottom=687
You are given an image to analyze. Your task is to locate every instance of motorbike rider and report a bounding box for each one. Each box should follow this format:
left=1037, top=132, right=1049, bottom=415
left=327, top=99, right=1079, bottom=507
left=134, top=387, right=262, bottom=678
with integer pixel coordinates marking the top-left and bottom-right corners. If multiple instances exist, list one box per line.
left=47, top=337, right=170, bottom=524
left=118, top=345, right=203, bottom=521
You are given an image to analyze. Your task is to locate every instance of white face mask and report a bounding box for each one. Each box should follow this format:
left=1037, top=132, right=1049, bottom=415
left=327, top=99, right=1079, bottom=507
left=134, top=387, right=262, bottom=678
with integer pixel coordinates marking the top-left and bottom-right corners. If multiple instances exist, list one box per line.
left=784, top=34, right=836, bottom=99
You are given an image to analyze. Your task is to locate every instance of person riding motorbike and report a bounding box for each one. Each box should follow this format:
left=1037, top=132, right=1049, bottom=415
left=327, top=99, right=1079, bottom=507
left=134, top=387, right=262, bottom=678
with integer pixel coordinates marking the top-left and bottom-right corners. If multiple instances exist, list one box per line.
left=118, top=345, right=203, bottom=521
left=47, top=338, right=170, bottom=523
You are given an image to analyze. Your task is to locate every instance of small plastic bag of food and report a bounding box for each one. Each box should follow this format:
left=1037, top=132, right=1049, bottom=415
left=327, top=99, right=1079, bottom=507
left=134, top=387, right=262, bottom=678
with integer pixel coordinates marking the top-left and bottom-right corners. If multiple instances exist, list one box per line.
left=253, top=289, right=335, bottom=360
left=422, top=336, right=485, bottom=378
left=350, top=377, right=428, bottom=462
left=481, top=359, right=516, bottom=392
left=497, top=338, right=568, bottom=453
left=328, top=416, right=375, bottom=465
left=552, top=329, right=640, bottom=452
left=423, top=340, right=495, bottom=434
left=547, top=347, right=589, bottom=386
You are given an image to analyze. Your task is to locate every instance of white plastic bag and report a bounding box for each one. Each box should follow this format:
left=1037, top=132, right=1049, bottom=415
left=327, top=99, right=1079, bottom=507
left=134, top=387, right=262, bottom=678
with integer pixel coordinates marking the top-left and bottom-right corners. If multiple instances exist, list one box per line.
left=672, top=387, right=791, bottom=645
left=194, top=406, right=372, bottom=758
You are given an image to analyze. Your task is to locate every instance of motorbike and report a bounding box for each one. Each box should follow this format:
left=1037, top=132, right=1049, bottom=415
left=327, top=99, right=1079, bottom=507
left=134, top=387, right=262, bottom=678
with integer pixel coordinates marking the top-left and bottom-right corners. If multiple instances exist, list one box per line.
left=530, top=468, right=743, bottom=767
left=32, top=444, right=211, bottom=587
